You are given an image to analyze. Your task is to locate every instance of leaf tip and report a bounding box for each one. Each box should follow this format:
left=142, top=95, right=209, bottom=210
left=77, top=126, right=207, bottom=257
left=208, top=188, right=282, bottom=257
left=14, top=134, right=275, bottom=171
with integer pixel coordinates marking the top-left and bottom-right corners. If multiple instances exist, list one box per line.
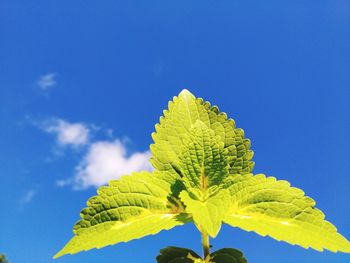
left=52, top=250, right=63, bottom=259
left=178, top=89, right=194, bottom=99
left=53, top=241, right=73, bottom=259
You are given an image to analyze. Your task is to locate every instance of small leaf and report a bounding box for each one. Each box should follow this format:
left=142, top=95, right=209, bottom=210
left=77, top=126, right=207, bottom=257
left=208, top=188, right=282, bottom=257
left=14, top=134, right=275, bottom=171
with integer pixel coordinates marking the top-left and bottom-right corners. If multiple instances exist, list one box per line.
left=210, top=248, right=247, bottom=263
left=157, top=247, right=202, bottom=263
left=223, top=173, right=350, bottom=253
left=180, top=188, right=231, bottom=237
left=54, top=171, right=190, bottom=258
left=179, top=120, right=229, bottom=190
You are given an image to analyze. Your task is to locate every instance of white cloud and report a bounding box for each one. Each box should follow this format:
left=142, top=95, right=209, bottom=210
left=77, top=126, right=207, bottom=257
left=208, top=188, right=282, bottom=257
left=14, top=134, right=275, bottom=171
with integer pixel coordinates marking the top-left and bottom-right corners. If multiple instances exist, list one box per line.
left=19, top=190, right=36, bottom=205
left=58, top=140, right=152, bottom=189
left=38, top=117, right=151, bottom=190
left=37, top=73, right=56, bottom=90
left=44, top=119, right=90, bottom=147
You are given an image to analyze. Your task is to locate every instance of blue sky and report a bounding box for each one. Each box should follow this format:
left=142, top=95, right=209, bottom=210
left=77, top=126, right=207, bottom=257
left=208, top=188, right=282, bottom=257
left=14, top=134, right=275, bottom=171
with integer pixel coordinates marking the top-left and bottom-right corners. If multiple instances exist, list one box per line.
left=1, top=1, right=350, bottom=262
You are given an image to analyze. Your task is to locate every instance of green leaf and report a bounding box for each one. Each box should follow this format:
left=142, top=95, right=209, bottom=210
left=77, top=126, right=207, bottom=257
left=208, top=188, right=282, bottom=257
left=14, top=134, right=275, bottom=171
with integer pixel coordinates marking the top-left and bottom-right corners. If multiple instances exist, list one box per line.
left=157, top=247, right=202, bottom=263
left=180, top=188, right=231, bottom=237
left=54, top=171, right=190, bottom=258
left=156, top=247, right=248, bottom=263
left=223, top=173, right=350, bottom=253
left=210, top=248, right=247, bottom=263
left=151, top=89, right=254, bottom=176
left=176, top=120, right=231, bottom=237
left=55, top=90, right=350, bottom=260
left=179, top=120, right=229, bottom=190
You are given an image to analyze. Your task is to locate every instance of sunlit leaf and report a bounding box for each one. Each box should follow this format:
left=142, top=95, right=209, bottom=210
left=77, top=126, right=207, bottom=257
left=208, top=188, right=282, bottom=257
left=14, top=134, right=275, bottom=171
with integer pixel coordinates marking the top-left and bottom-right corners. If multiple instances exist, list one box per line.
left=223, top=173, right=350, bottom=253
left=54, top=171, right=189, bottom=258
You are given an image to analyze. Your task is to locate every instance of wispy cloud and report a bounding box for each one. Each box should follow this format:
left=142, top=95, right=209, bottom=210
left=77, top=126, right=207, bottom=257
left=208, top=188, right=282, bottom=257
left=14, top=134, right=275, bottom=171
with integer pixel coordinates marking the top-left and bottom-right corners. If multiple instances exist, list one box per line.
left=37, top=73, right=56, bottom=90
left=57, top=140, right=152, bottom=189
left=43, top=119, right=90, bottom=147
left=19, top=189, right=36, bottom=206
left=153, top=57, right=165, bottom=76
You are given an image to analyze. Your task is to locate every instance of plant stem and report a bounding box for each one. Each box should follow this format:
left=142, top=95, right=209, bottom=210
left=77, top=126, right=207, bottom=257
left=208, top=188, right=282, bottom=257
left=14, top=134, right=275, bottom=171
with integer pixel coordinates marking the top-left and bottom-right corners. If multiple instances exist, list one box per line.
left=201, top=230, right=210, bottom=260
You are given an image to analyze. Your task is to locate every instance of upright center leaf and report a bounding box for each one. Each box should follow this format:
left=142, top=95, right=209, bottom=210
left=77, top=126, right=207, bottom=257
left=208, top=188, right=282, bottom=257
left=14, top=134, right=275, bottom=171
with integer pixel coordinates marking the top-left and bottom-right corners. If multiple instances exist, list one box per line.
left=178, top=120, right=231, bottom=237
left=179, top=120, right=229, bottom=191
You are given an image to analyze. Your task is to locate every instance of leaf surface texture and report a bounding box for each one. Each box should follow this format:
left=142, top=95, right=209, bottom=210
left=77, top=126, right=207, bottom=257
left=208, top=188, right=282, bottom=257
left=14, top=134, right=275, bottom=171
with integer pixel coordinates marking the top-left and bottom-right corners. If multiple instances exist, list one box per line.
left=223, top=173, right=350, bottom=252
left=54, top=171, right=188, bottom=258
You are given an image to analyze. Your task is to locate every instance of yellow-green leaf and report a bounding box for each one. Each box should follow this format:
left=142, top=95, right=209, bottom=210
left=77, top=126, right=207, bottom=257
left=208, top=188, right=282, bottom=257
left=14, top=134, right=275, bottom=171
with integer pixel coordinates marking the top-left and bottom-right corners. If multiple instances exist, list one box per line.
left=151, top=89, right=254, bottom=176
left=179, top=120, right=229, bottom=190
left=180, top=188, right=231, bottom=237
left=223, top=173, right=350, bottom=253
left=54, top=171, right=189, bottom=258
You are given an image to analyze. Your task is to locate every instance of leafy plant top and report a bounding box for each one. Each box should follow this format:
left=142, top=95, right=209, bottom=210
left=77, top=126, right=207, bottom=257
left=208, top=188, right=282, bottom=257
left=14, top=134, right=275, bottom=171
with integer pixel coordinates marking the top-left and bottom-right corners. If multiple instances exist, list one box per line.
left=54, top=90, right=350, bottom=261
